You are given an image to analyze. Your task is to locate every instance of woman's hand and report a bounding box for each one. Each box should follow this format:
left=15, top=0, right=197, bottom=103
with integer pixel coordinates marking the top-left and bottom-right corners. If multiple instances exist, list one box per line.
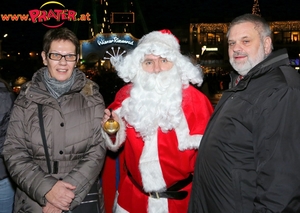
left=45, top=180, right=76, bottom=211
left=42, top=202, right=62, bottom=213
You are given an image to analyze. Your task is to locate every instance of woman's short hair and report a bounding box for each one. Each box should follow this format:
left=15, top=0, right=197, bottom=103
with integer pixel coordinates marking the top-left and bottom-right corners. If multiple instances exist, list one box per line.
left=42, top=27, right=79, bottom=54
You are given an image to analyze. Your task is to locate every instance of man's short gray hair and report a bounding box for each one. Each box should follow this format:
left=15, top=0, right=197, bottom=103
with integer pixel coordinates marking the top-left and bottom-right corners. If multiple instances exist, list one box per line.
left=226, top=13, right=273, bottom=50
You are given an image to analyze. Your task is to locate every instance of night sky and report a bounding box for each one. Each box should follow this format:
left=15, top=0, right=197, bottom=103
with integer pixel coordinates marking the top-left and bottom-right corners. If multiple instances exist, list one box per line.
left=142, top=0, right=300, bottom=30
left=0, top=0, right=300, bottom=53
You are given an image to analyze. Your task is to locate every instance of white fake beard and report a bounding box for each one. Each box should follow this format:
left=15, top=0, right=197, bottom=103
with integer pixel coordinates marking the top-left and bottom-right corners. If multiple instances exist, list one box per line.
left=120, top=66, right=183, bottom=140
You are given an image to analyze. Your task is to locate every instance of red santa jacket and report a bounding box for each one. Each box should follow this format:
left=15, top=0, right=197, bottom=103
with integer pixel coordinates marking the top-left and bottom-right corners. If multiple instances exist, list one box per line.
left=102, top=83, right=213, bottom=213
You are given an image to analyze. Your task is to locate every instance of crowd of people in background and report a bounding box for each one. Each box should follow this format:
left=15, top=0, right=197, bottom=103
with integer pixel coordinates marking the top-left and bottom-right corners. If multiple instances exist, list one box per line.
left=1, top=13, right=300, bottom=213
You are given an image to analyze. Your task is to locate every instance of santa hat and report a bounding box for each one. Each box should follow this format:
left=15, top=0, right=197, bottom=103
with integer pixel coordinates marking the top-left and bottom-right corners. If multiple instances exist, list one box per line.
left=110, top=29, right=203, bottom=86
left=110, top=29, right=179, bottom=68
left=137, top=29, right=180, bottom=53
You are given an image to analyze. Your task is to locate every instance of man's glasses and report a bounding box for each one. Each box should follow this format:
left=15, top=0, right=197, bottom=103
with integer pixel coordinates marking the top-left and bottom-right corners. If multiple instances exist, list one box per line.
left=48, top=53, right=77, bottom=61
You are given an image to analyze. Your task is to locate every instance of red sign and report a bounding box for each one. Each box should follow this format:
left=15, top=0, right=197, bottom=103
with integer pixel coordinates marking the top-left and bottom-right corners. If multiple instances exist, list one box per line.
left=1, top=1, right=91, bottom=28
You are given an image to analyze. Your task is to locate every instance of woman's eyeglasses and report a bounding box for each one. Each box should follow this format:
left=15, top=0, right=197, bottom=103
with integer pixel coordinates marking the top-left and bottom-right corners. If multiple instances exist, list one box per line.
left=48, top=53, right=77, bottom=61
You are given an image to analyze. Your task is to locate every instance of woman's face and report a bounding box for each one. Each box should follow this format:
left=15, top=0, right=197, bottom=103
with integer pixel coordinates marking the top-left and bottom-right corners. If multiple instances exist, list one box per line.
left=41, top=40, right=78, bottom=82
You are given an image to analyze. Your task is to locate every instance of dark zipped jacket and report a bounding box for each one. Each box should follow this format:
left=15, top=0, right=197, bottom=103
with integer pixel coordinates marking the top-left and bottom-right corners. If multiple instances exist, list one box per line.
left=3, top=68, right=106, bottom=212
left=0, top=79, right=15, bottom=180
left=188, top=49, right=300, bottom=213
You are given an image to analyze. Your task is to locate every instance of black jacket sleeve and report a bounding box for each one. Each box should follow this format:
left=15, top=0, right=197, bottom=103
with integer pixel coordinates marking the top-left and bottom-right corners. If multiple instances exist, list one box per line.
left=253, top=84, right=300, bottom=212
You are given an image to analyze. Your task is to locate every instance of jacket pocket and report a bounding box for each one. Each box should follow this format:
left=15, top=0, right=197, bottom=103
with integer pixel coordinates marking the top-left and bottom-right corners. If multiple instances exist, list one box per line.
left=231, top=169, right=257, bottom=213
left=14, top=188, right=42, bottom=213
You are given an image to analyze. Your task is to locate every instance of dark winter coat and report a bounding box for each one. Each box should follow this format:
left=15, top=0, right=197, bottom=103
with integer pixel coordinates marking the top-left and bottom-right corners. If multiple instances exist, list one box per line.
left=188, top=49, right=300, bottom=213
left=3, top=68, right=106, bottom=212
left=0, top=79, right=15, bottom=180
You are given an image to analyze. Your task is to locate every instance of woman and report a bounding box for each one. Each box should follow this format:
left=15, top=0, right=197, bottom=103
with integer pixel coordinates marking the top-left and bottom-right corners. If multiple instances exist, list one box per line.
left=3, top=28, right=106, bottom=213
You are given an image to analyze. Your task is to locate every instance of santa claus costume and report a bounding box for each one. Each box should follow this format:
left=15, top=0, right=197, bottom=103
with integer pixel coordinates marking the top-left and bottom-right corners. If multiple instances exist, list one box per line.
left=102, top=30, right=213, bottom=213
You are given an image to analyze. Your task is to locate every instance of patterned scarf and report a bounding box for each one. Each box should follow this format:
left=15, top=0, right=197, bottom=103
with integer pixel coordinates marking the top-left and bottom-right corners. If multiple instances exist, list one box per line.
left=43, top=69, right=76, bottom=99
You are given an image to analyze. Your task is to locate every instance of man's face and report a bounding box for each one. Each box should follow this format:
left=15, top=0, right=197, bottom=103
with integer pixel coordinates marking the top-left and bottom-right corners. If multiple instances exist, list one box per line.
left=228, top=22, right=271, bottom=76
left=141, top=54, right=174, bottom=73
left=41, top=40, right=78, bottom=82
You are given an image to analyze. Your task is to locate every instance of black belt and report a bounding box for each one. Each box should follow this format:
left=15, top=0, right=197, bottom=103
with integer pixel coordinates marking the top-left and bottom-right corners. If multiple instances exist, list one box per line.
left=127, top=171, right=193, bottom=200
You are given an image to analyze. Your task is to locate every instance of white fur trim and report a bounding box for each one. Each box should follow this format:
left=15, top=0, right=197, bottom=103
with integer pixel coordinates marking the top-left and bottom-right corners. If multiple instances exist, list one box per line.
left=115, top=204, right=129, bottom=213
left=114, top=191, right=129, bottom=213
left=139, top=132, right=166, bottom=192
left=175, top=111, right=203, bottom=150
left=148, top=197, right=168, bottom=213
left=102, top=108, right=127, bottom=152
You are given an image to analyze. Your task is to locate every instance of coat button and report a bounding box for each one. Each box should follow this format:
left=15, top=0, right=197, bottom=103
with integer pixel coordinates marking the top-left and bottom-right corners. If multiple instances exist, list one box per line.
left=59, top=150, right=63, bottom=154
left=60, top=123, right=64, bottom=127
left=22, top=199, right=25, bottom=204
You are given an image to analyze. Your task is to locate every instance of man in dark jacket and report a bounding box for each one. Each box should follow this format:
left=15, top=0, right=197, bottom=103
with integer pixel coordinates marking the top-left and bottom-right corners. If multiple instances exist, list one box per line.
left=188, top=14, right=300, bottom=213
left=0, top=78, right=15, bottom=213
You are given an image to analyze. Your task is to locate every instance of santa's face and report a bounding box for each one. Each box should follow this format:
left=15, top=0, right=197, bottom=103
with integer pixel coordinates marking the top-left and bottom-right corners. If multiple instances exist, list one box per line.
left=121, top=63, right=183, bottom=139
left=141, top=54, right=174, bottom=73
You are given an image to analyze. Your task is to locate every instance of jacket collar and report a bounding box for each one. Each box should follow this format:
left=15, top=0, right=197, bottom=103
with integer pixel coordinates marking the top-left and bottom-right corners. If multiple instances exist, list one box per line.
left=229, top=48, right=290, bottom=91
left=213, top=49, right=290, bottom=115
left=16, top=68, right=87, bottom=108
